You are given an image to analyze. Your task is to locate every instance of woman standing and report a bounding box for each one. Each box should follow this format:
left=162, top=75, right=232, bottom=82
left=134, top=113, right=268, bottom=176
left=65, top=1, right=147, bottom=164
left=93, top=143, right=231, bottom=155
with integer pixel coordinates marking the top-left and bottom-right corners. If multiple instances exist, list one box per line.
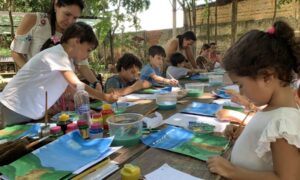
left=165, top=31, right=198, bottom=69
left=10, top=0, right=101, bottom=88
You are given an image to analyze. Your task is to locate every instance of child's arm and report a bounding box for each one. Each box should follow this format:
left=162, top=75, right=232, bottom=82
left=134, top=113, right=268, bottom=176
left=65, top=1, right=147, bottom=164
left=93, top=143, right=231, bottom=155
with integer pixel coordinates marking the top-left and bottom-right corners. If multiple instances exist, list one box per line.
left=108, top=80, right=151, bottom=96
left=61, top=71, right=118, bottom=102
left=207, top=139, right=300, bottom=179
left=150, top=74, right=178, bottom=86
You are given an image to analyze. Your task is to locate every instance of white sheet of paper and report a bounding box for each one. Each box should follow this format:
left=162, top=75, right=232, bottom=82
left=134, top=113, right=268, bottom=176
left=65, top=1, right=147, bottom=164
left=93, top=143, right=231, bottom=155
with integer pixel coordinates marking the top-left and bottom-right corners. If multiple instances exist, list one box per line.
left=145, top=163, right=203, bottom=180
left=121, top=93, right=157, bottom=100
left=164, top=113, right=229, bottom=132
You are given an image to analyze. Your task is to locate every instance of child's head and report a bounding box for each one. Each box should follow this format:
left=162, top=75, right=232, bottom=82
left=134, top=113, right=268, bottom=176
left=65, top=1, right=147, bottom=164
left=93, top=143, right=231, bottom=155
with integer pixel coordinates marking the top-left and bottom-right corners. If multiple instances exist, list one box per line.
left=200, top=43, right=211, bottom=56
left=148, top=45, right=166, bottom=68
left=61, top=22, right=98, bottom=61
left=223, top=21, right=300, bottom=106
left=170, top=52, right=187, bottom=67
left=116, top=53, right=142, bottom=81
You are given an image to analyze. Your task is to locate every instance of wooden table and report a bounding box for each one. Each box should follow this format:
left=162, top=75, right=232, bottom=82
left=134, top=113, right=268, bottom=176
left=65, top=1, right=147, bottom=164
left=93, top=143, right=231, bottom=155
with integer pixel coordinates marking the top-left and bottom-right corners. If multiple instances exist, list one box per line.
left=104, top=77, right=232, bottom=180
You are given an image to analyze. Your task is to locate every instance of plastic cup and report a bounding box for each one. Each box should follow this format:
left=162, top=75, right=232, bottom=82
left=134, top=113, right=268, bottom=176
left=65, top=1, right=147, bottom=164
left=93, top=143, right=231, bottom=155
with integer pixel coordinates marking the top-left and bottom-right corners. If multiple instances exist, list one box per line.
left=107, top=113, right=143, bottom=147
left=185, top=83, right=206, bottom=97
left=156, top=93, right=177, bottom=110
left=209, top=74, right=223, bottom=86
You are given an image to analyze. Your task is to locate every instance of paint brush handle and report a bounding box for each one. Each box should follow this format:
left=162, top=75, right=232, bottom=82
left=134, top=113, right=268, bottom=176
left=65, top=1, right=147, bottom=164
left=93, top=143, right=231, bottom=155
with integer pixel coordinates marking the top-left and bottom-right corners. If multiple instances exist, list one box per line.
left=167, top=71, right=183, bottom=89
left=45, top=91, right=48, bottom=126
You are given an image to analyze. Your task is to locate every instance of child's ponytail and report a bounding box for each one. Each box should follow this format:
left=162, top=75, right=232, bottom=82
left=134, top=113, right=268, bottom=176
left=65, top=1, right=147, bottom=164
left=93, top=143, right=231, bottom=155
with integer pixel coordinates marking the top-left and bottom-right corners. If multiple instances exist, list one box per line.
left=271, top=21, right=300, bottom=76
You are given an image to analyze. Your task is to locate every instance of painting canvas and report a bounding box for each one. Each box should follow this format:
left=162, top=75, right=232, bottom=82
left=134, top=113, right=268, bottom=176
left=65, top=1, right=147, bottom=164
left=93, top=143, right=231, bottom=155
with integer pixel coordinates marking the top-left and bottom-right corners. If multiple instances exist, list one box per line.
left=0, top=124, right=40, bottom=141
left=142, top=126, right=229, bottom=161
left=0, top=131, right=113, bottom=180
left=181, top=102, right=222, bottom=117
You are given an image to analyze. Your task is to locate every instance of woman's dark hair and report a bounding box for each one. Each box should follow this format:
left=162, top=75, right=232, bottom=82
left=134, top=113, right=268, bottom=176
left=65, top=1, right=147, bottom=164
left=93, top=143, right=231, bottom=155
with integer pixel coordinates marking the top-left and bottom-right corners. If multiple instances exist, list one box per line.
left=116, top=53, right=142, bottom=72
left=49, top=0, right=84, bottom=35
left=223, top=20, right=300, bottom=86
left=148, top=45, right=166, bottom=58
left=60, top=22, right=98, bottom=48
left=41, top=0, right=84, bottom=51
left=176, top=31, right=196, bottom=49
left=170, top=52, right=186, bottom=66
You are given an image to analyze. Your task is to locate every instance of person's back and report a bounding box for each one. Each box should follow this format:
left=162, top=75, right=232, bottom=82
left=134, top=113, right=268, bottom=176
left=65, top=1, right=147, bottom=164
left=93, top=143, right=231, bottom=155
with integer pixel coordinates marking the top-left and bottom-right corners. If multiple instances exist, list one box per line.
left=166, top=52, right=189, bottom=79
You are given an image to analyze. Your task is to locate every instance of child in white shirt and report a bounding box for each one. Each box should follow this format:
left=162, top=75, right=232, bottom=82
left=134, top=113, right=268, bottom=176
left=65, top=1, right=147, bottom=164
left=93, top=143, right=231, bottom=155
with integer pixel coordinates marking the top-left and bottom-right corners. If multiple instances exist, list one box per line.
left=207, top=20, right=300, bottom=179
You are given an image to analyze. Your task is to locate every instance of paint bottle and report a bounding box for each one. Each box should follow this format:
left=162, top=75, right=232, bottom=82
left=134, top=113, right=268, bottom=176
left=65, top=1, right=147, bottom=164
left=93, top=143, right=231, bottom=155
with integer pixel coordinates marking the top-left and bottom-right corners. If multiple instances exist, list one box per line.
left=101, top=104, right=114, bottom=130
left=77, top=119, right=89, bottom=139
left=121, top=164, right=141, bottom=180
left=91, top=112, right=103, bottom=126
left=89, top=123, right=103, bottom=139
left=50, top=126, right=63, bottom=139
left=57, top=113, right=72, bottom=134
left=65, top=123, right=78, bottom=134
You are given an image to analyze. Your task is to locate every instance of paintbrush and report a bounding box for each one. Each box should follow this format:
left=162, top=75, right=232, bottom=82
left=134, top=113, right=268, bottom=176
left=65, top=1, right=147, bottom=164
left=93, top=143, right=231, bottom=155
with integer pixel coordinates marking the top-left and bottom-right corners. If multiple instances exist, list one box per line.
left=166, top=71, right=183, bottom=89
left=40, top=91, right=50, bottom=137
left=214, top=111, right=251, bottom=180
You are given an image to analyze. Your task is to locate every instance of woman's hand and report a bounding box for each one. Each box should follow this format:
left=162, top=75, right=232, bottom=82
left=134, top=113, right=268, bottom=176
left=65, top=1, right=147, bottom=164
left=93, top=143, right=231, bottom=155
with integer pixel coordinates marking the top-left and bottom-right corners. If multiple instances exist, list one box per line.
left=207, top=156, right=235, bottom=178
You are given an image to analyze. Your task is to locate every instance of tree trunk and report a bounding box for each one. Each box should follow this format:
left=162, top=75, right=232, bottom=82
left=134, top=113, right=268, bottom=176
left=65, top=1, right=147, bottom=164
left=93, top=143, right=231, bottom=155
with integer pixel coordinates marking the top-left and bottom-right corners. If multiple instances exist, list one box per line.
left=187, top=5, right=192, bottom=31
left=109, top=30, right=114, bottom=65
left=172, top=0, right=177, bottom=37
left=207, top=2, right=210, bottom=43
left=8, top=0, right=15, bottom=39
left=231, top=0, right=238, bottom=45
left=214, top=0, right=218, bottom=43
left=272, top=0, right=277, bottom=23
left=192, top=0, right=196, bottom=34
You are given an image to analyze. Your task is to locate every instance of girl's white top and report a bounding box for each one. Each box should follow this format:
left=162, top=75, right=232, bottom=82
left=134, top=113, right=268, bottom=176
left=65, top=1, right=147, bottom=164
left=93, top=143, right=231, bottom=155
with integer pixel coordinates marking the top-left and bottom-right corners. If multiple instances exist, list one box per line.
left=0, top=45, right=75, bottom=119
left=231, top=108, right=300, bottom=171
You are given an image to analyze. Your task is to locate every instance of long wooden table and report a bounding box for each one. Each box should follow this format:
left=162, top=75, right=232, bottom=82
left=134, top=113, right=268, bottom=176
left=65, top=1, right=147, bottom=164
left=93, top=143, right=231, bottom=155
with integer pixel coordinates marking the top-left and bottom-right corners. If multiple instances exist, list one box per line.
left=104, top=74, right=233, bottom=180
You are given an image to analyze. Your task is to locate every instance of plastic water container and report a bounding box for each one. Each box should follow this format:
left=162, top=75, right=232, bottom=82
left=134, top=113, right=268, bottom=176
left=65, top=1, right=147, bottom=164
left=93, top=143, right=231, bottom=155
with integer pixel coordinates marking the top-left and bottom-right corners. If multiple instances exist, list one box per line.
left=107, top=113, right=143, bottom=147
left=156, top=93, right=177, bottom=110
left=209, top=74, right=223, bottom=86
left=185, top=83, right=206, bottom=97
left=74, top=83, right=91, bottom=124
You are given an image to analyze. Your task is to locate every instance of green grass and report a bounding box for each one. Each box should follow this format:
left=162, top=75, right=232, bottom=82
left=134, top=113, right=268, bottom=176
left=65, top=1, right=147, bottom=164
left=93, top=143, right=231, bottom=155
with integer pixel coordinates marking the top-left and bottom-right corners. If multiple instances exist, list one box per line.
left=0, top=48, right=11, bottom=57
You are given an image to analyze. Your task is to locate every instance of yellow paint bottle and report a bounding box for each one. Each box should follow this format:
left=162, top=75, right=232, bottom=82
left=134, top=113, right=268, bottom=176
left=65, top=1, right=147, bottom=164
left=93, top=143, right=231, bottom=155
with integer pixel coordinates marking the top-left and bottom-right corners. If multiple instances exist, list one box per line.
left=121, top=164, right=141, bottom=180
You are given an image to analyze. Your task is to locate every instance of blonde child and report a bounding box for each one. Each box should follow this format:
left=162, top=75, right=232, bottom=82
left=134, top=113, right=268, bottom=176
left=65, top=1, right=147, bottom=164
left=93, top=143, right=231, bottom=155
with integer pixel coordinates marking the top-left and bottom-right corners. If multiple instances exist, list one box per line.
left=0, top=22, right=117, bottom=128
left=207, top=21, right=300, bottom=179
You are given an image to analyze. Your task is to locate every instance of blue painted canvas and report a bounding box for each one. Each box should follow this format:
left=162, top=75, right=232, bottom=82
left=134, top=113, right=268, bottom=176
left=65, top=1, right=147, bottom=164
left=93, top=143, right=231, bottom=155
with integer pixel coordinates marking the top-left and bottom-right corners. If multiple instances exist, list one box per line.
left=215, top=89, right=231, bottom=99
left=33, top=131, right=113, bottom=171
left=142, top=126, right=229, bottom=161
left=0, top=131, right=114, bottom=179
left=181, top=102, right=222, bottom=116
left=190, top=74, right=209, bottom=81
left=142, top=86, right=172, bottom=94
